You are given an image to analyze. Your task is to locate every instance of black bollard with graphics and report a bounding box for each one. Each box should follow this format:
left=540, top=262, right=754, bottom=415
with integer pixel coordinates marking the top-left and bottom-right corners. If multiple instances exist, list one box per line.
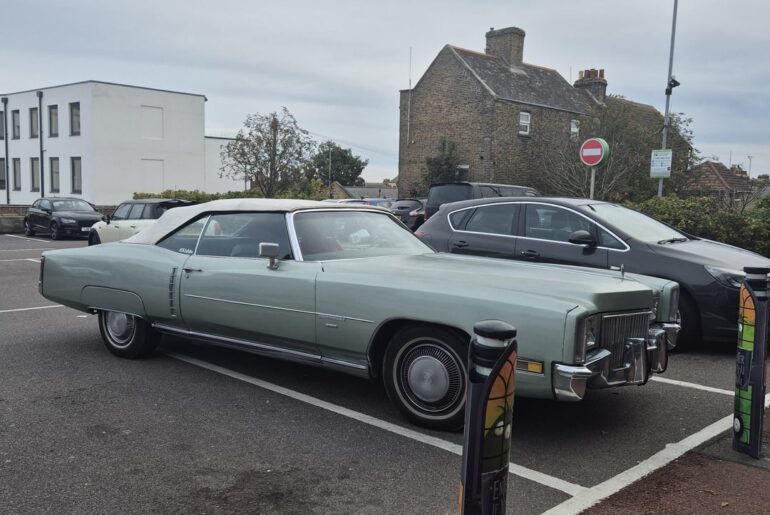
left=732, top=267, right=770, bottom=458
left=460, top=320, right=517, bottom=515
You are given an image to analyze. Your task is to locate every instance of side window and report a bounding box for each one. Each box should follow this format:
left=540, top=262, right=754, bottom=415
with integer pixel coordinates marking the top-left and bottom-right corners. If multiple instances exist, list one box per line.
left=128, top=204, right=145, bottom=219
left=143, top=205, right=158, bottom=219
left=32, top=200, right=40, bottom=209
left=156, top=217, right=207, bottom=254
left=111, top=203, right=132, bottom=220
left=524, top=205, right=591, bottom=242
left=479, top=186, right=501, bottom=198
left=195, top=213, right=293, bottom=260
left=449, top=209, right=473, bottom=229
left=598, top=227, right=625, bottom=249
left=464, top=204, right=517, bottom=236
left=40, top=200, right=52, bottom=211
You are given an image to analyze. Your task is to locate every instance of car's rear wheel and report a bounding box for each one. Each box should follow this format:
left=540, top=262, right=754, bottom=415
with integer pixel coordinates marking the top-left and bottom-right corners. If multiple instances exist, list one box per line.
left=383, top=325, right=467, bottom=430
left=49, top=222, right=61, bottom=240
left=98, top=310, right=159, bottom=359
left=88, top=230, right=101, bottom=246
left=24, top=219, right=35, bottom=236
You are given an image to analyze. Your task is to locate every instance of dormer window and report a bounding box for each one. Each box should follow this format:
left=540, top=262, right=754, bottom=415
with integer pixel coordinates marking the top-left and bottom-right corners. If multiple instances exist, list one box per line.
left=519, top=111, right=531, bottom=135
left=570, top=119, right=580, bottom=141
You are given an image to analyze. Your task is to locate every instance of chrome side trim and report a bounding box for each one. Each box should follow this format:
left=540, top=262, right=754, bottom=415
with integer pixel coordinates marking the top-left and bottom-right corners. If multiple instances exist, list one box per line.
left=317, top=312, right=375, bottom=324
left=320, top=356, right=368, bottom=370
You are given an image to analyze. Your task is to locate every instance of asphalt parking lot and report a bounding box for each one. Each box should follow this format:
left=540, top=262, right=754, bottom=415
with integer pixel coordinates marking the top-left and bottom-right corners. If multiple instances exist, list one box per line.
left=0, top=233, right=743, bottom=514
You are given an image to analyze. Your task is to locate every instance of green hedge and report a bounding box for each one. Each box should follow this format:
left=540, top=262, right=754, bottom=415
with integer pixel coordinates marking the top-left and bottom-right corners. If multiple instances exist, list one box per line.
left=626, top=196, right=770, bottom=258
left=133, top=189, right=263, bottom=202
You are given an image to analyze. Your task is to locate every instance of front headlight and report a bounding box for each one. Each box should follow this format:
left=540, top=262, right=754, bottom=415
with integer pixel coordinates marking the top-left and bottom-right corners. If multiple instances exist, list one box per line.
left=60, top=218, right=77, bottom=224
left=576, top=314, right=601, bottom=364
left=704, top=265, right=744, bottom=289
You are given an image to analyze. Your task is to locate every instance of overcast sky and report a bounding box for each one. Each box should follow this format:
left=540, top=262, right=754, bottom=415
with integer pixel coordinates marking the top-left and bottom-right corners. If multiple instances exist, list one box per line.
left=2, top=0, right=768, bottom=183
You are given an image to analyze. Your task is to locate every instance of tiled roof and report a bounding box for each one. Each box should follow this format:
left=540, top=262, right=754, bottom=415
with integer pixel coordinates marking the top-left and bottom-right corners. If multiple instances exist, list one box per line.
left=687, top=161, right=751, bottom=193
left=448, top=46, right=596, bottom=114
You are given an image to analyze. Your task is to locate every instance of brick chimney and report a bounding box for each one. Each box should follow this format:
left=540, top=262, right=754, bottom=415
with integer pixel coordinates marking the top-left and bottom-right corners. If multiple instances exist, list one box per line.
left=485, top=26, right=525, bottom=66
left=573, top=68, right=608, bottom=102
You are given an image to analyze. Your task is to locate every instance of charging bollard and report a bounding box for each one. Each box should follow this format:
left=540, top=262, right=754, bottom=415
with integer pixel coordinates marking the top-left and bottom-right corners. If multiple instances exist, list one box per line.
left=459, top=320, right=517, bottom=515
left=732, top=267, right=770, bottom=458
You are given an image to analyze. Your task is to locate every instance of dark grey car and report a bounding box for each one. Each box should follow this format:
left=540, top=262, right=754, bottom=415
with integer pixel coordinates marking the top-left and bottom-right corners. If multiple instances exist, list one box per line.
left=24, top=197, right=104, bottom=240
left=417, top=197, right=770, bottom=347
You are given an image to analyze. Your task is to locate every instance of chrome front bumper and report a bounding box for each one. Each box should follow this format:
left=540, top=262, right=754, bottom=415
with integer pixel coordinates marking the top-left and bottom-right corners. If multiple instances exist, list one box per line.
left=553, top=324, right=676, bottom=402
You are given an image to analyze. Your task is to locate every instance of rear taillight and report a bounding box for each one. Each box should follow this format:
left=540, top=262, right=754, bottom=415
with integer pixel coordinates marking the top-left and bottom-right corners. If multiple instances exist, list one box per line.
left=415, top=230, right=424, bottom=239
left=408, top=209, right=420, bottom=216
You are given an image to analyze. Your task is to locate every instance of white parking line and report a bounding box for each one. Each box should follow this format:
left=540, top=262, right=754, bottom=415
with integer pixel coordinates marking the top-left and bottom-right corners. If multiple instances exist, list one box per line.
left=650, top=376, right=733, bottom=396
left=0, top=258, right=41, bottom=263
left=0, top=305, right=63, bottom=314
left=3, top=234, right=51, bottom=243
left=0, top=248, right=54, bottom=252
left=165, top=351, right=587, bottom=497
left=543, top=392, right=770, bottom=514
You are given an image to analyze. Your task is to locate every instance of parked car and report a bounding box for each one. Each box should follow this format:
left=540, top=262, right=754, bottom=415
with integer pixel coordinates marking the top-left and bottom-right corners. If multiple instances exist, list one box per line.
left=390, top=198, right=425, bottom=231
left=417, top=196, right=770, bottom=347
left=88, top=199, right=195, bottom=245
left=362, top=198, right=395, bottom=209
left=24, top=198, right=104, bottom=240
left=425, top=182, right=539, bottom=221
left=40, top=199, right=674, bottom=430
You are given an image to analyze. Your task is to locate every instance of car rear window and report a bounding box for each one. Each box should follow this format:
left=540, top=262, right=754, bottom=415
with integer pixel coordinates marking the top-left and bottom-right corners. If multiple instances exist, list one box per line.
left=392, top=200, right=422, bottom=211
left=427, top=184, right=472, bottom=206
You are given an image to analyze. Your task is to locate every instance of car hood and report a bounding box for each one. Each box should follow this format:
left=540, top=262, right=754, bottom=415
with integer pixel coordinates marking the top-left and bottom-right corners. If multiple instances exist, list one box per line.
left=320, top=252, right=654, bottom=312
left=54, top=211, right=103, bottom=221
left=649, top=238, right=770, bottom=268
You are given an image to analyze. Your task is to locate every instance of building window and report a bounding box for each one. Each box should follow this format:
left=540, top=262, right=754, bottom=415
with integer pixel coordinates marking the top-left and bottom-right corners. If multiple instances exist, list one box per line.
left=30, top=108, right=39, bottom=138
left=570, top=119, right=580, bottom=141
left=519, top=111, right=531, bottom=135
left=71, top=157, right=82, bottom=193
left=12, top=110, right=20, bottom=139
left=70, top=102, right=80, bottom=136
left=12, top=158, right=21, bottom=190
left=49, top=105, right=59, bottom=137
left=50, top=157, right=60, bottom=193
left=0, top=111, right=4, bottom=140
left=0, top=158, right=5, bottom=189
left=31, top=158, right=40, bottom=191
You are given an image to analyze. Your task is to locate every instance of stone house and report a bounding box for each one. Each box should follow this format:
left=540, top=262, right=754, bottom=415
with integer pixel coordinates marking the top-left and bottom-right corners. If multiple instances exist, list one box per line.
left=684, top=161, right=752, bottom=200
left=398, top=26, right=661, bottom=196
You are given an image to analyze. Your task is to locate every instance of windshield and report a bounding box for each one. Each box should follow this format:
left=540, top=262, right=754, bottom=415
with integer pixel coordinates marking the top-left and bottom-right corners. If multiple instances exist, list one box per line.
left=52, top=199, right=94, bottom=212
left=293, top=210, right=432, bottom=260
left=584, top=203, right=687, bottom=242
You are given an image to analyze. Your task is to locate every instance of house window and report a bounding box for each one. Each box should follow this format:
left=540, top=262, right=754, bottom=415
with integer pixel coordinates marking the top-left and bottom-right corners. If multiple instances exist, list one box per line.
left=30, top=108, right=39, bottom=138
left=0, top=158, right=5, bottom=189
left=12, top=158, right=21, bottom=190
left=519, top=111, right=531, bottom=135
left=70, top=102, right=80, bottom=135
left=12, top=110, right=20, bottom=139
left=570, top=119, right=580, bottom=141
left=30, top=158, right=40, bottom=191
left=0, top=111, right=4, bottom=140
left=49, top=105, right=59, bottom=137
left=71, top=157, right=82, bottom=193
left=50, top=157, right=60, bottom=193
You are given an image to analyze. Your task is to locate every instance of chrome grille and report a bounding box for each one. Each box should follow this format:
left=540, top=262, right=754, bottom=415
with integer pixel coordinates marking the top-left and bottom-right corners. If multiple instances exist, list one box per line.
left=168, top=267, right=178, bottom=317
left=600, top=311, right=650, bottom=368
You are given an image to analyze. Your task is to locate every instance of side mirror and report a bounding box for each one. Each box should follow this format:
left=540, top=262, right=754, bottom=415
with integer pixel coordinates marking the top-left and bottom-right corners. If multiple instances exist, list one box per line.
left=102, top=214, right=111, bottom=225
left=568, top=230, right=597, bottom=248
left=259, top=242, right=280, bottom=270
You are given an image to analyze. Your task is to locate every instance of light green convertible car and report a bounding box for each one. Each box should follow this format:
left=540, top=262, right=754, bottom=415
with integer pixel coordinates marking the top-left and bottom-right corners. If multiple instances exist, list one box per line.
left=39, top=199, right=679, bottom=430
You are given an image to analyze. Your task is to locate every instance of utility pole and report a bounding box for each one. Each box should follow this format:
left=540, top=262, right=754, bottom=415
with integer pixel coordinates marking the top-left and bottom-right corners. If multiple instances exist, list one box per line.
left=328, top=142, right=332, bottom=199
left=659, top=0, right=680, bottom=197
left=747, top=155, right=754, bottom=175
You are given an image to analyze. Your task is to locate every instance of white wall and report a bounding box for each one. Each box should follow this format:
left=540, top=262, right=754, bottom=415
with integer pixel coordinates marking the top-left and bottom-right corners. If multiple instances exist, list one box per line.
left=204, top=136, right=245, bottom=193
left=1, top=82, right=92, bottom=205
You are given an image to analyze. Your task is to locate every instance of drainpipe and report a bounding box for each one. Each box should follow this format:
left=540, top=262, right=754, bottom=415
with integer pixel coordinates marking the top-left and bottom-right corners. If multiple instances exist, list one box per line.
left=37, top=91, right=44, bottom=197
left=1, top=97, right=9, bottom=205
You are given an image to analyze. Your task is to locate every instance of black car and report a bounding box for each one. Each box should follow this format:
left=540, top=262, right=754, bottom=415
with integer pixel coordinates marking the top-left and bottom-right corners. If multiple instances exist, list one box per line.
left=24, top=197, right=104, bottom=240
left=389, top=198, right=425, bottom=231
left=417, top=197, right=770, bottom=347
left=424, top=182, right=539, bottom=221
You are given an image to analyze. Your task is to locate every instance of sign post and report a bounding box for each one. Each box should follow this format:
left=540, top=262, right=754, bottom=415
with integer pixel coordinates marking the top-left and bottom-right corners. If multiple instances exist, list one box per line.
left=650, top=149, right=673, bottom=179
left=732, top=267, right=770, bottom=458
left=459, top=320, right=517, bottom=515
left=579, top=138, right=609, bottom=199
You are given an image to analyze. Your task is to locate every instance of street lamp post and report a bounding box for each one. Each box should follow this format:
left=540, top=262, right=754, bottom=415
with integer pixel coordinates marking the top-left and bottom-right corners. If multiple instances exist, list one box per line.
left=658, top=0, right=680, bottom=197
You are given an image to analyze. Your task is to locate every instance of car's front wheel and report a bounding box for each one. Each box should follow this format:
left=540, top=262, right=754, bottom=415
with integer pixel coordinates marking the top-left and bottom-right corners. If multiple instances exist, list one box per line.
left=49, top=222, right=61, bottom=240
left=98, top=310, right=159, bottom=359
left=383, top=325, right=467, bottom=430
left=24, top=219, right=35, bottom=236
left=88, top=230, right=101, bottom=246
left=674, top=293, right=700, bottom=350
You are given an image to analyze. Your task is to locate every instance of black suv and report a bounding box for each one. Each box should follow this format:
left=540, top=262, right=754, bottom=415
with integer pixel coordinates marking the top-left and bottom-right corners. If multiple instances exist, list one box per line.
left=424, top=182, right=538, bottom=220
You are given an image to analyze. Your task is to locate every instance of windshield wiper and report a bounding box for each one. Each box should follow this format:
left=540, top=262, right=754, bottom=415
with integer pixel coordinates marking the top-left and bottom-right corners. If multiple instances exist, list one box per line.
left=657, top=237, right=689, bottom=244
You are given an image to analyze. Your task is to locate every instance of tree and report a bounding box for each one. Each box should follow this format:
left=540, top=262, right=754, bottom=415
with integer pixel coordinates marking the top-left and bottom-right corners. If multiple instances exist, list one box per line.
left=307, top=141, right=368, bottom=187
left=220, top=108, right=315, bottom=198
left=418, top=139, right=466, bottom=195
left=537, top=96, right=697, bottom=201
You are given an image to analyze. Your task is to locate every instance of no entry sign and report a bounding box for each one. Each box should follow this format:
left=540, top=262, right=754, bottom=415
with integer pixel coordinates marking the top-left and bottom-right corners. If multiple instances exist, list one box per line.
left=579, top=138, right=609, bottom=167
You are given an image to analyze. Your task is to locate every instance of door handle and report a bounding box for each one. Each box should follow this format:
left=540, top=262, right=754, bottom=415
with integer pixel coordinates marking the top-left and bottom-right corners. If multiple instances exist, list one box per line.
left=452, top=240, right=469, bottom=248
left=520, top=250, right=539, bottom=258
left=183, top=267, right=203, bottom=274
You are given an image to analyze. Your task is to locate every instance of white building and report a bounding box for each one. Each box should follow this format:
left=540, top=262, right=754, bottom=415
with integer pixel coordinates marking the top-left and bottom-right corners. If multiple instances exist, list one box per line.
left=0, top=81, right=242, bottom=206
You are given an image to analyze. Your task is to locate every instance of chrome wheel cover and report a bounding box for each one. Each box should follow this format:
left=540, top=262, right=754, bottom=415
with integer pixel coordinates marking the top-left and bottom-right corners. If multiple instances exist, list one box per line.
left=396, top=341, right=464, bottom=415
left=104, top=312, right=136, bottom=347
